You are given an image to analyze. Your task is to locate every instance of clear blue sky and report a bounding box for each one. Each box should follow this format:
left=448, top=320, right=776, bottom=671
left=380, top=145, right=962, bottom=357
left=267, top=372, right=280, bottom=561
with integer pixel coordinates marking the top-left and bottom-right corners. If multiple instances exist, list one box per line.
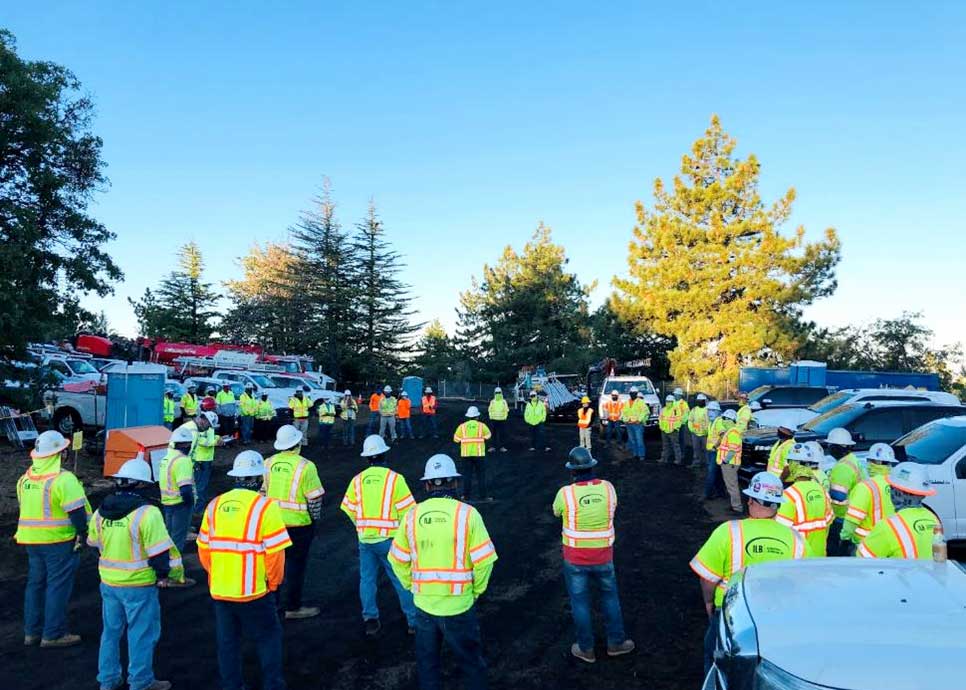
left=6, top=2, right=966, bottom=352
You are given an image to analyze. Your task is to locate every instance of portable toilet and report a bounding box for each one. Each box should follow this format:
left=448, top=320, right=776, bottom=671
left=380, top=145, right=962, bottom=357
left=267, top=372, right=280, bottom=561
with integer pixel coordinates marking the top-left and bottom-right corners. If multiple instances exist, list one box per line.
left=402, top=376, right=424, bottom=408
left=103, top=425, right=171, bottom=479
left=790, top=361, right=828, bottom=387
left=104, top=363, right=167, bottom=432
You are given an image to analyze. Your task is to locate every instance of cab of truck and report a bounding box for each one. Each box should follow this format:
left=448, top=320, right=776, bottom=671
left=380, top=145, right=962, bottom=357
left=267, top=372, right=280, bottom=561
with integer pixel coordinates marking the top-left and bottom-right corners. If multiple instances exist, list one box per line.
left=596, top=376, right=661, bottom=428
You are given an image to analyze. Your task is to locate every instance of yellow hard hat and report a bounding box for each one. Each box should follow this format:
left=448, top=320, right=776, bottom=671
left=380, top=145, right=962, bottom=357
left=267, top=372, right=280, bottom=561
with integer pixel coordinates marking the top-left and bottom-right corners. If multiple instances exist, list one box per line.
left=581, top=396, right=591, bottom=403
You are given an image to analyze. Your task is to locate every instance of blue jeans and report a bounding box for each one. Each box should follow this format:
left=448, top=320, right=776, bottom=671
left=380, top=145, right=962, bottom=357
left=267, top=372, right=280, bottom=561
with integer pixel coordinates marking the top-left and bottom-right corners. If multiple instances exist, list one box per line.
left=98, top=583, right=161, bottom=690
left=398, top=418, right=414, bottom=439
left=562, top=560, right=627, bottom=652
left=343, top=418, right=356, bottom=445
left=318, top=422, right=333, bottom=448
left=358, top=540, right=416, bottom=626
left=24, top=540, right=79, bottom=640
left=214, top=595, right=286, bottom=690
left=703, top=450, right=724, bottom=499
left=626, top=423, right=645, bottom=459
left=239, top=415, right=254, bottom=444
left=366, top=413, right=380, bottom=435
left=529, top=423, right=545, bottom=449
left=420, top=414, right=438, bottom=438
left=162, top=502, right=192, bottom=554
left=415, top=606, right=487, bottom=690
left=704, top=610, right=720, bottom=675
left=604, top=421, right=622, bottom=443
left=193, top=461, right=212, bottom=513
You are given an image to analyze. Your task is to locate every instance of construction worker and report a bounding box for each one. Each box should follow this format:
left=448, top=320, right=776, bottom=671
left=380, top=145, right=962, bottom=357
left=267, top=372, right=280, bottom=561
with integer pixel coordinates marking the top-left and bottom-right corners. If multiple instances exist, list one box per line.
left=367, top=386, right=384, bottom=436
left=576, top=396, right=594, bottom=452
left=804, top=441, right=832, bottom=491
left=341, top=435, right=417, bottom=635
left=602, top=389, right=624, bottom=446
left=216, top=382, right=237, bottom=436
left=825, top=428, right=868, bottom=556
left=658, top=394, right=682, bottom=465
left=776, top=443, right=833, bottom=557
left=238, top=385, right=257, bottom=445
left=16, top=430, right=90, bottom=648
left=858, top=462, right=940, bottom=560
left=553, top=447, right=635, bottom=664
left=524, top=390, right=550, bottom=452
left=254, top=392, right=275, bottom=442
left=162, top=390, right=176, bottom=430
left=180, top=383, right=198, bottom=423
left=88, top=456, right=183, bottom=690
left=840, top=442, right=898, bottom=554
left=264, top=424, right=325, bottom=620
left=487, top=386, right=509, bottom=453
left=673, top=387, right=690, bottom=460
left=419, top=386, right=439, bottom=439
left=340, top=389, right=358, bottom=446
left=389, top=454, right=498, bottom=690
left=317, top=396, right=337, bottom=450
left=378, top=385, right=398, bottom=442
left=687, top=393, right=710, bottom=466
left=715, top=410, right=744, bottom=513
left=766, top=426, right=796, bottom=476
left=192, top=411, right=222, bottom=515
left=288, top=388, right=311, bottom=447
left=702, top=401, right=727, bottom=500
left=159, top=424, right=196, bottom=556
left=734, top=392, right=753, bottom=432
left=690, top=471, right=809, bottom=673
left=201, top=387, right=218, bottom=413
left=454, top=406, right=493, bottom=502
left=397, top=391, right=414, bottom=440
left=198, top=451, right=291, bottom=690
left=621, top=386, right=648, bottom=461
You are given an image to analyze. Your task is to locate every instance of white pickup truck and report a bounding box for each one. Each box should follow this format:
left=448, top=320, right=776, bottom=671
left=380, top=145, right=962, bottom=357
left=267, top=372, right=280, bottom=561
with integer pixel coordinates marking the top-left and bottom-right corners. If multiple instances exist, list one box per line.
left=595, top=375, right=661, bottom=429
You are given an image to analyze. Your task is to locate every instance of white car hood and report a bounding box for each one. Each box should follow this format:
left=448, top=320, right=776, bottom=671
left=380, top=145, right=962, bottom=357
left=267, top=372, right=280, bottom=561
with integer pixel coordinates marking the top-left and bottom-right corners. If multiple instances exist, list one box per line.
left=746, top=559, right=966, bottom=689
left=752, top=407, right=817, bottom=429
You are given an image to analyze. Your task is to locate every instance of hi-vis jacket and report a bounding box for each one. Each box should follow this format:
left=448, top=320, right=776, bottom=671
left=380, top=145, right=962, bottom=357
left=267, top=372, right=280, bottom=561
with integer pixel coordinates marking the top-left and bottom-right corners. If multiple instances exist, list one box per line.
left=844, top=474, right=895, bottom=541
left=87, top=503, right=185, bottom=586
left=552, top=480, right=617, bottom=550
left=341, top=466, right=416, bottom=543
left=15, top=454, right=90, bottom=545
left=453, top=420, right=492, bottom=457
left=858, top=507, right=939, bottom=560
left=776, top=479, right=833, bottom=557
left=263, top=451, right=325, bottom=527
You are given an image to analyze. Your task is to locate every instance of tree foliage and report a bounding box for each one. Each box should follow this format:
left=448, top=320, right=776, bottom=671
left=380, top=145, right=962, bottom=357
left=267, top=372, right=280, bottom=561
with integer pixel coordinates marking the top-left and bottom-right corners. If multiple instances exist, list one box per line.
left=0, top=29, right=121, bottom=361
left=613, top=115, right=841, bottom=396
left=411, top=319, right=460, bottom=383
left=589, top=299, right=675, bottom=382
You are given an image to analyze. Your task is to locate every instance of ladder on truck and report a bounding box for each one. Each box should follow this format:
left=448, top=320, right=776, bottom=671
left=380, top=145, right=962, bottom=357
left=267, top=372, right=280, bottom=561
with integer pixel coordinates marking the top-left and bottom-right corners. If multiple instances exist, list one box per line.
left=173, top=351, right=286, bottom=376
left=1, top=406, right=38, bottom=450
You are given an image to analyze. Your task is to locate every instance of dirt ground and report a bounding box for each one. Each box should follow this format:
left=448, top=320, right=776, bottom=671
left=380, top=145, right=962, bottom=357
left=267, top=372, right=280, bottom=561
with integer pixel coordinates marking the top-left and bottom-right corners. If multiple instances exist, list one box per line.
left=0, top=406, right=714, bottom=690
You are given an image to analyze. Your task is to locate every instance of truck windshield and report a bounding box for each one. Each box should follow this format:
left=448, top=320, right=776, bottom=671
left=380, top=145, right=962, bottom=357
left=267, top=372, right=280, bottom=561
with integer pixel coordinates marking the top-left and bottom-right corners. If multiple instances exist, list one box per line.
left=801, top=404, right=865, bottom=434
left=808, top=391, right=852, bottom=414
left=607, top=380, right=655, bottom=395
left=69, top=360, right=98, bottom=375
left=281, top=362, right=300, bottom=373
left=249, top=374, right=275, bottom=388
left=894, top=421, right=966, bottom=465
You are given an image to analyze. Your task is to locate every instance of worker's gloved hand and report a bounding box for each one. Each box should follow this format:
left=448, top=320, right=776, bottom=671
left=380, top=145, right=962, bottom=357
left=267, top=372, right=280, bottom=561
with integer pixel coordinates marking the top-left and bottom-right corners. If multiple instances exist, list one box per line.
left=840, top=521, right=859, bottom=544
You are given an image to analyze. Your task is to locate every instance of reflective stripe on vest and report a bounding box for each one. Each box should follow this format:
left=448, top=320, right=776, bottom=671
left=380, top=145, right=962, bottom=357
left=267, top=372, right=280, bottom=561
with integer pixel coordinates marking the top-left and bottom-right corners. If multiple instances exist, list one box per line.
left=353, top=470, right=404, bottom=537
left=577, top=409, right=593, bottom=428
left=17, top=472, right=74, bottom=531
left=410, top=503, right=473, bottom=595
left=886, top=515, right=919, bottom=559
left=849, top=478, right=889, bottom=538
left=205, top=495, right=272, bottom=597
left=560, top=484, right=616, bottom=547
left=95, top=505, right=152, bottom=574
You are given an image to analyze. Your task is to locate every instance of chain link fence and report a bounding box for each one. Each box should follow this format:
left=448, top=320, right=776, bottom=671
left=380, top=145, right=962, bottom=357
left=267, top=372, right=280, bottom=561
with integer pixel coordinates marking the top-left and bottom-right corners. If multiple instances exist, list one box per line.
left=433, top=380, right=502, bottom=401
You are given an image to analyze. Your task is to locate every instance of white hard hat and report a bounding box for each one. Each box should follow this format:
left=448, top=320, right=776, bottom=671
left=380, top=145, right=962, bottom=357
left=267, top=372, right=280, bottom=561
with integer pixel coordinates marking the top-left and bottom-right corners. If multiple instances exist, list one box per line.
left=274, top=424, right=303, bottom=450
left=665, top=394, right=674, bottom=402
left=361, top=434, right=390, bottom=457
left=696, top=393, right=707, bottom=401
left=113, top=455, right=154, bottom=483
left=785, top=442, right=815, bottom=465
left=421, top=454, right=461, bottom=481
left=494, top=387, right=502, bottom=393
left=867, top=442, right=897, bottom=464
left=344, top=389, right=352, bottom=395
left=743, top=471, right=786, bottom=504
left=804, top=441, right=827, bottom=463
left=425, top=387, right=433, bottom=393
left=708, top=401, right=721, bottom=410
left=887, top=462, right=936, bottom=496
left=383, top=385, right=392, bottom=393
left=228, top=450, right=265, bottom=478
left=722, top=409, right=737, bottom=421
left=466, top=406, right=480, bottom=418
left=401, top=391, right=409, bottom=397
left=610, top=390, right=619, bottom=396
left=674, top=387, right=684, bottom=396
left=169, top=425, right=196, bottom=444
left=629, top=386, right=639, bottom=393
left=203, top=411, right=219, bottom=428
left=749, top=401, right=762, bottom=411
left=32, top=430, right=70, bottom=459
left=826, top=428, right=855, bottom=446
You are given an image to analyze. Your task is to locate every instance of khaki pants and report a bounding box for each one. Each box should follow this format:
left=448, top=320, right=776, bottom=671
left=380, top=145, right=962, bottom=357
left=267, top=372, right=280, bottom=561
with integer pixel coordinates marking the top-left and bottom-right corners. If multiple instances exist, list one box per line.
left=379, top=415, right=397, bottom=442
left=661, top=431, right=682, bottom=463
left=720, top=464, right=742, bottom=511
left=578, top=427, right=592, bottom=450
left=293, top=418, right=309, bottom=445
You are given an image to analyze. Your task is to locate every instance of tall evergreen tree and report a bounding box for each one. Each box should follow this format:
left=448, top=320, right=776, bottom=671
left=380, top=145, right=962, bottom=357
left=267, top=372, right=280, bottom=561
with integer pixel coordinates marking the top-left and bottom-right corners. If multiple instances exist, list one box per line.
left=412, top=319, right=459, bottom=383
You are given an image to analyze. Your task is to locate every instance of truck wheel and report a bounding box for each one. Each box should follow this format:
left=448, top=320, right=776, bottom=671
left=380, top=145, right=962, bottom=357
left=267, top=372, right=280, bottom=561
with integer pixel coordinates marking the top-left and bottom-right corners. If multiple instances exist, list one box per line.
left=53, top=409, right=82, bottom=436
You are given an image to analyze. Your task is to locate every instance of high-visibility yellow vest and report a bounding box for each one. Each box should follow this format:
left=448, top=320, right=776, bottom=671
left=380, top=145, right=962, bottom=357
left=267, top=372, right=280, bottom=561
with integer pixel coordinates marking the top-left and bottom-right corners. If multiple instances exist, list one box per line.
left=577, top=407, right=594, bottom=429
left=716, top=426, right=743, bottom=466
left=289, top=396, right=310, bottom=419
left=216, top=390, right=236, bottom=406
left=15, top=458, right=90, bottom=545
left=317, top=402, right=336, bottom=424
left=621, top=398, right=648, bottom=424
left=488, top=396, right=509, bottom=421
left=688, top=406, right=710, bottom=436
left=239, top=393, right=258, bottom=417
left=524, top=400, right=547, bottom=425
left=87, top=504, right=183, bottom=586
left=158, top=449, right=195, bottom=506
left=552, top=480, right=617, bottom=549
left=767, top=439, right=796, bottom=476
left=845, top=474, right=895, bottom=538
left=340, top=398, right=358, bottom=420
left=658, top=404, right=680, bottom=433
left=263, top=451, right=325, bottom=527
left=858, top=507, right=938, bottom=560
left=379, top=396, right=398, bottom=417
left=735, top=404, right=753, bottom=431
left=340, top=466, right=416, bottom=543
left=690, top=518, right=808, bottom=607
left=706, top=417, right=727, bottom=450
left=828, top=453, right=867, bottom=519
left=776, top=480, right=833, bottom=557
left=674, top=398, right=690, bottom=424
left=453, top=420, right=491, bottom=457
left=195, top=426, right=217, bottom=462
left=181, top=393, right=198, bottom=416
left=389, top=497, right=498, bottom=616
left=256, top=400, right=275, bottom=420
left=163, top=397, right=176, bottom=422
left=198, top=489, right=291, bottom=601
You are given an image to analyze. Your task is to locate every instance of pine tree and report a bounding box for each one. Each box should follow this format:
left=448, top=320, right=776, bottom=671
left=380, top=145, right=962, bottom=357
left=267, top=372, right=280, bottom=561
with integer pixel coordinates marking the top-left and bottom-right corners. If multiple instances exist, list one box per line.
left=412, top=319, right=458, bottom=383
left=613, top=115, right=841, bottom=395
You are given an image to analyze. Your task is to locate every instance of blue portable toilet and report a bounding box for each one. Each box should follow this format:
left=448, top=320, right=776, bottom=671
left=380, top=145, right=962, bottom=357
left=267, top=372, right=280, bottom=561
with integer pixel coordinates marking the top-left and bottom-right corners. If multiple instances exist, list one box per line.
left=402, top=376, right=424, bottom=406
left=790, top=361, right=827, bottom=386
left=105, top=363, right=167, bottom=432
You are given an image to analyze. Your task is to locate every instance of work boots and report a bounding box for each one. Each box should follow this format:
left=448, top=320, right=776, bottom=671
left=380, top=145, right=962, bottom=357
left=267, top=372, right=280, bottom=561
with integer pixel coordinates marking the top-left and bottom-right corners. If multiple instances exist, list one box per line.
left=364, top=619, right=382, bottom=636
left=608, top=639, right=636, bottom=657
left=285, top=606, right=320, bottom=620
left=40, top=633, right=81, bottom=648
left=570, top=644, right=596, bottom=663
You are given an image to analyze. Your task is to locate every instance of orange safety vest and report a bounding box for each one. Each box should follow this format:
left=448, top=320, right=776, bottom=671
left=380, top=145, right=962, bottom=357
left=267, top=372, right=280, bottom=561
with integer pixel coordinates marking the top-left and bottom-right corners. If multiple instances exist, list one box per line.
left=577, top=408, right=594, bottom=428
left=603, top=399, right=623, bottom=421
left=422, top=395, right=437, bottom=415
left=369, top=394, right=383, bottom=412
left=397, top=398, right=412, bottom=419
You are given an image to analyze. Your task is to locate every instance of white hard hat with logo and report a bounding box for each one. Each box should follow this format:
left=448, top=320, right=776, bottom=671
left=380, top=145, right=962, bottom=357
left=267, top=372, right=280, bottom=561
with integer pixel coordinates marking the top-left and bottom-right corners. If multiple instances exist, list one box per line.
left=113, top=455, right=154, bottom=483
left=466, top=406, right=480, bottom=418
left=887, top=462, right=936, bottom=496
left=421, top=454, right=461, bottom=481
left=665, top=394, right=674, bottom=403
left=804, top=441, right=826, bottom=462
left=228, top=450, right=265, bottom=477
left=867, top=442, right=897, bottom=464
left=722, top=409, right=737, bottom=421
left=743, top=471, right=786, bottom=504
left=169, top=425, right=196, bottom=444
left=696, top=393, right=707, bottom=401
left=785, top=442, right=815, bottom=465
left=708, top=401, right=721, bottom=411
left=826, top=428, right=855, bottom=446
left=361, top=434, right=390, bottom=458
left=749, top=401, right=762, bottom=411
left=203, top=411, right=219, bottom=428
left=32, top=430, right=70, bottom=459
left=344, top=389, right=352, bottom=395
left=274, top=424, right=303, bottom=450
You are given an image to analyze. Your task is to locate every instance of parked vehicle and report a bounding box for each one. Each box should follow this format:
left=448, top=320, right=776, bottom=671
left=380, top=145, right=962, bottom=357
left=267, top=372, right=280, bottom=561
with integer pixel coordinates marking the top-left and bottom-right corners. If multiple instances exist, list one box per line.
left=35, top=355, right=103, bottom=383
left=738, top=402, right=966, bottom=485
left=740, top=360, right=942, bottom=393
left=267, top=374, right=341, bottom=405
left=754, top=388, right=961, bottom=430
left=704, top=559, right=966, bottom=690
left=185, top=376, right=292, bottom=423
left=43, top=388, right=107, bottom=435
left=89, top=358, right=126, bottom=372
left=595, top=376, right=661, bottom=430
left=746, top=384, right=833, bottom=411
